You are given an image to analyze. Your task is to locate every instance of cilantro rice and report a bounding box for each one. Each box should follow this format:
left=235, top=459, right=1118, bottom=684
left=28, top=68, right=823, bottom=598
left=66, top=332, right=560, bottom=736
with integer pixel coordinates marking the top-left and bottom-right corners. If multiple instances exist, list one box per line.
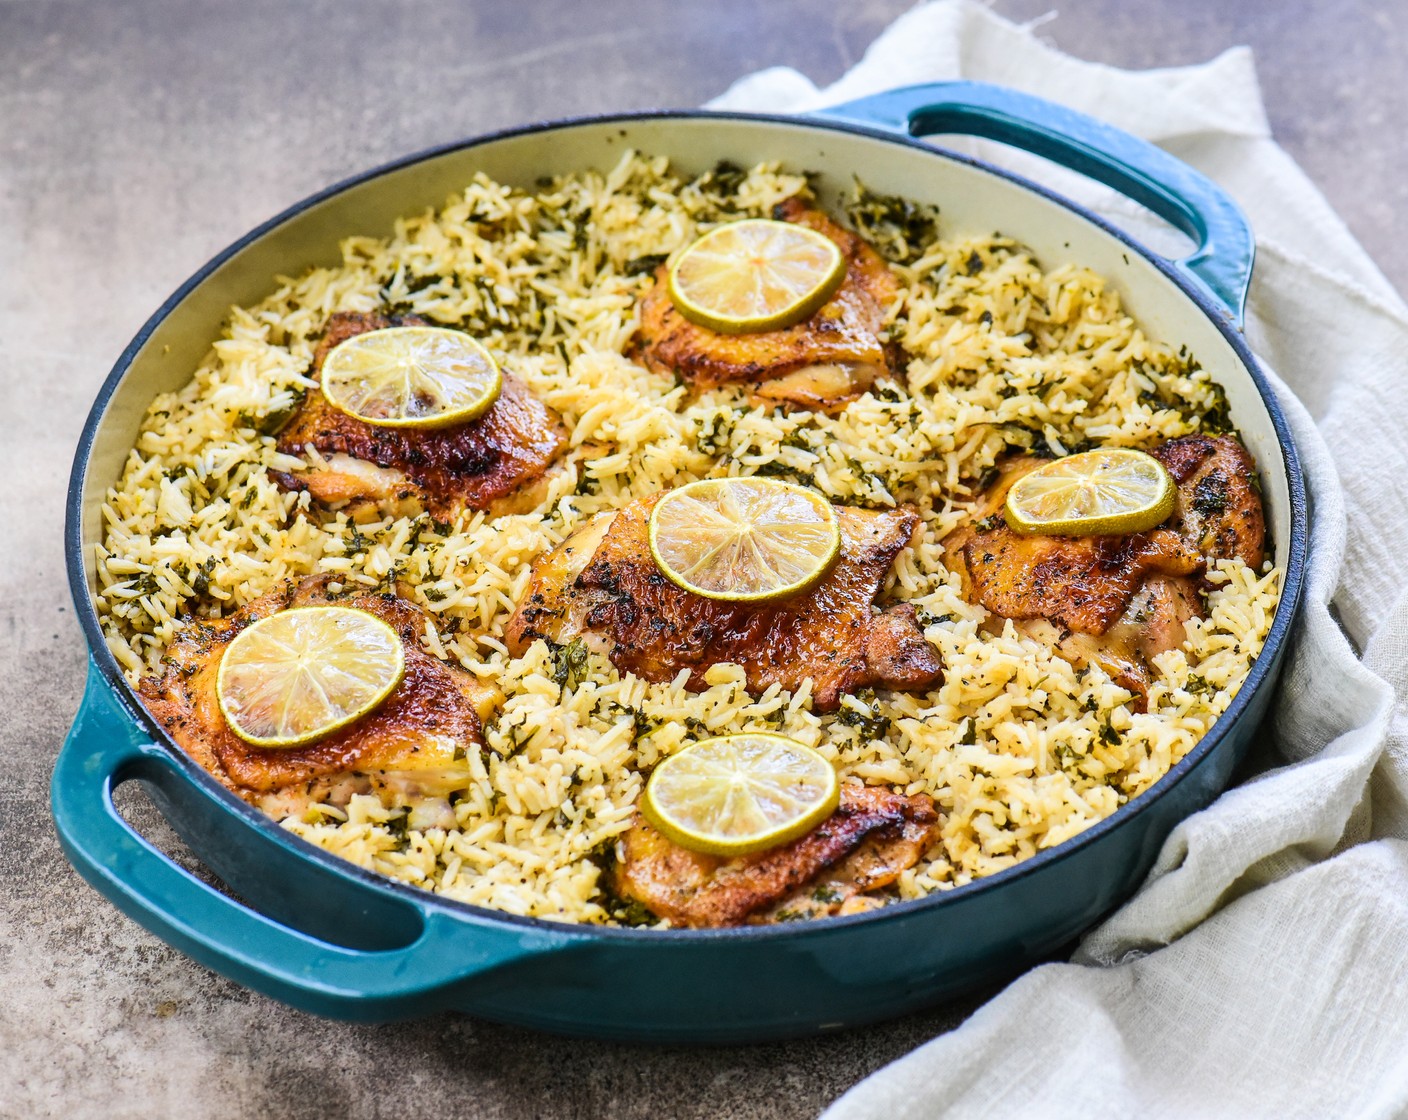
left=94, top=152, right=1280, bottom=924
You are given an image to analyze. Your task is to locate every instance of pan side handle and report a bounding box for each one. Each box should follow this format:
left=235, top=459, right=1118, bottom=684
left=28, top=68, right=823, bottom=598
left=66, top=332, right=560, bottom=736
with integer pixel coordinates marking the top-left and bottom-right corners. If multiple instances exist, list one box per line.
left=51, top=657, right=576, bottom=1020
left=812, top=80, right=1254, bottom=326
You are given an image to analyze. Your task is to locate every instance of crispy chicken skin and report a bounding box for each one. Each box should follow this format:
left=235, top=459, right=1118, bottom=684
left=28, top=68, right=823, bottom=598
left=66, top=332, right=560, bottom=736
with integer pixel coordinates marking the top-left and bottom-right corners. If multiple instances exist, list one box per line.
left=271, top=312, right=568, bottom=517
left=634, top=198, right=900, bottom=411
left=862, top=602, right=951, bottom=692
left=505, top=498, right=942, bottom=711
left=960, top=499, right=1203, bottom=635
left=611, top=785, right=940, bottom=927
left=137, top=575, right=498, bottom=824
left=942, top=434, right=1266, bottom=706
left=1155, top=433, right=1266, bottom=571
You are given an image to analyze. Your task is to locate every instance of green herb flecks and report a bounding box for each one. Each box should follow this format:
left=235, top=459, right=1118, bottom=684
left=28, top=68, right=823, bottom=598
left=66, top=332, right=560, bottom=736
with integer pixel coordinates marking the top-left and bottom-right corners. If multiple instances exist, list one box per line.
left=622, top=253, right=668, bottom=277
left=838, top=700, right=891, bottom=741
left=1191, top=474, right=1230, bottom=517
left=707, top=160, right=748, bottom=196
left=255, top=395, right=304, bottom=436
left=755, top=460, right=817, bottom=489
left=696, top=409, right=737, bottom=457
left=190, top=557, right=217, bottom=597
left=1198, top=379, right=1236, bottom=436
left=383, top=810, right=413, bottom=852
left=551, top=636, right=590, bottom=693
left=846, top=180, right=941, bottom=264
left=611, top=899, right=659, bottom=928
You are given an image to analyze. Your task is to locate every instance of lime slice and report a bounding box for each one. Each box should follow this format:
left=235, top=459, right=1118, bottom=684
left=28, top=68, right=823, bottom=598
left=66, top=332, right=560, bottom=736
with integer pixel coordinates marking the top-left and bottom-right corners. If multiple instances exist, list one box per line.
left=667, top=218, right=846, bottom=335
left=320, top=326, right=502, bottom=429
left=1003, top=448, right=1176, bottom=537
left=648, top=477, right=841, bottom=602
left=216, top=606, right=406, bottom=748
left=641, top=734, right=841, bottom=857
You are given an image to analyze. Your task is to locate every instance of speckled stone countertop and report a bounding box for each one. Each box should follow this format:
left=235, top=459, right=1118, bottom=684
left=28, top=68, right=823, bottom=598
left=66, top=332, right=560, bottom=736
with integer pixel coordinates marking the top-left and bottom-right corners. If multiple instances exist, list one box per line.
left=3, top=1, right=1403, bottom=1115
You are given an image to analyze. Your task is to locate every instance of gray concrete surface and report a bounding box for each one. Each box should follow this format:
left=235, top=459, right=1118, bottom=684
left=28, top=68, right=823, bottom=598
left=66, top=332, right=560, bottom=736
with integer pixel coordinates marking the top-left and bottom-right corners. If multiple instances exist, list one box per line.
left=2, top=1, right=1403, bottom=1116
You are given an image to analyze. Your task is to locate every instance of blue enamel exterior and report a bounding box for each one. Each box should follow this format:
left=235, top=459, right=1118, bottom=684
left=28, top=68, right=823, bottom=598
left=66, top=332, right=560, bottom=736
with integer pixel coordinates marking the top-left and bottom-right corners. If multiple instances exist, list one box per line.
left=812, top=81, right=1256, bottom=323
left=53, top=82, right=1306, bottom=1040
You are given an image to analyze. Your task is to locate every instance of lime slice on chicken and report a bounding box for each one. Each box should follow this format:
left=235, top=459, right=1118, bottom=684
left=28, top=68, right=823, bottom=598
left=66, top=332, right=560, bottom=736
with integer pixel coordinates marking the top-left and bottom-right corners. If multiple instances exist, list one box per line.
left=216, top=606, right=406, bottom=748
left=641, top=734, right=841, bottom=856
left=320, top=325, right=502, bottom=428
left=1003, top=448, right=1176, bottom=537
left=667, top=218, right=847, bottom=334
left=648, top=477, right=841, bottom=602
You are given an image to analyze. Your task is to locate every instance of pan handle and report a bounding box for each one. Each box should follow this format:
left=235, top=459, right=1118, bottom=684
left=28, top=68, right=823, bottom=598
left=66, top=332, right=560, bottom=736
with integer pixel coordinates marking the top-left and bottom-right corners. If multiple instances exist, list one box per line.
left=812, top=81, right=1254, bottom=325
left=51, top=658, right=573, bottom=1020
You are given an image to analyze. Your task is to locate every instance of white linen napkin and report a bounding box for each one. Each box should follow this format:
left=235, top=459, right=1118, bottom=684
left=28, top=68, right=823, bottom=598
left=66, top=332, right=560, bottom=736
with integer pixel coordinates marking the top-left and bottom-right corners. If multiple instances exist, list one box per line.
left=712, top=4, right=1408, bottom=1116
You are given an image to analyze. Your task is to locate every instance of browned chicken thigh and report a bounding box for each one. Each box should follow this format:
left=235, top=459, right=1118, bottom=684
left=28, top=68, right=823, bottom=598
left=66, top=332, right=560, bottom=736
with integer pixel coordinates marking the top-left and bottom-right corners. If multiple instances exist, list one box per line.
left=137, top=575, right=498, bottom=825
left=942, top=434, right=1265, bottom=706
left=506, top=497, right=942, bottom=711
left=612, top=784, right=940, bottom=927
left=634, top=198, right=900, bottom=411
left=271, top=311, right=569, bottom=517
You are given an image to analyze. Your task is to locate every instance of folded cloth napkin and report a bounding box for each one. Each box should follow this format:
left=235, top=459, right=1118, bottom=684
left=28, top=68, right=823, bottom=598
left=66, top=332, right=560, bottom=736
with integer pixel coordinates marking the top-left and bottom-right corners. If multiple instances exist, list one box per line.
left=713, top=3, right=1408, bottom=1116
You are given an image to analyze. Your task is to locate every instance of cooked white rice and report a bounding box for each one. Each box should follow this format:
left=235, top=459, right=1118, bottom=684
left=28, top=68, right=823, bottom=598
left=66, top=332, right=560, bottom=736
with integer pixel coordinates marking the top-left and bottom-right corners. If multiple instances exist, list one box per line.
left=94, top=152, right=1281, bottom=924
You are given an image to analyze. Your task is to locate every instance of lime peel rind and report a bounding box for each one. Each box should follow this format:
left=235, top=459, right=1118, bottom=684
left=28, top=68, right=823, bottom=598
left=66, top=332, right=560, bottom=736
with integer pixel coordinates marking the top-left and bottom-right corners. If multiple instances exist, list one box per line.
left=648, top=478, right=842, bottom=603
left=320, top=325, right=503, bottom=429
left=216, top=606, right=406, bottom=749
left=641, top=734, right=841, bottom=857
left=1003, top=448, right=1176, bottom=537
left=667, top=218, right=847, bottom=335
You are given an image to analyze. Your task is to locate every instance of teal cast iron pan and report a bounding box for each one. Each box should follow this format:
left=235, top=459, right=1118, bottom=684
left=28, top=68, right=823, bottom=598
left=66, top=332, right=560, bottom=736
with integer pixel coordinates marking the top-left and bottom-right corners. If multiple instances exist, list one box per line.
left=56, top=82, right=1308, bottom=1042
